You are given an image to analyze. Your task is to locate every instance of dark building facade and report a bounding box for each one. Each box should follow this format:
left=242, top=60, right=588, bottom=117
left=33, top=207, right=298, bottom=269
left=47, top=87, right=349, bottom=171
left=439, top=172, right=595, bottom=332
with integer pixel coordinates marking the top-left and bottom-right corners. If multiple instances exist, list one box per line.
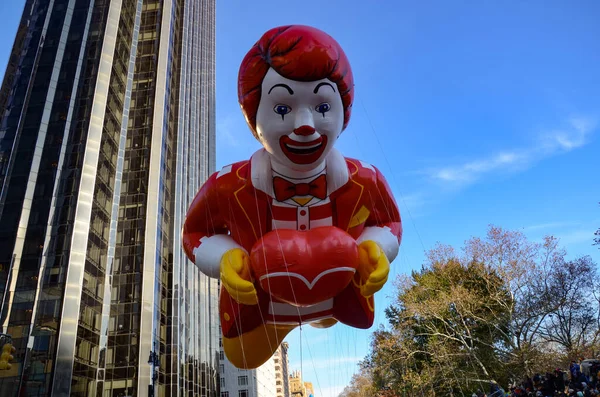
left=0, top=0, right=218, bottom=395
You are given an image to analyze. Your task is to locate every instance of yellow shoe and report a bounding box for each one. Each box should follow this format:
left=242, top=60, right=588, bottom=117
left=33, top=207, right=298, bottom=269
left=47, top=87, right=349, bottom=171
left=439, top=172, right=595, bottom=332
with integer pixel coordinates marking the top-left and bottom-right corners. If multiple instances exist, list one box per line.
left=222, top=324, right=296, bottom=369
left=310, top=318, right=338, bottom=329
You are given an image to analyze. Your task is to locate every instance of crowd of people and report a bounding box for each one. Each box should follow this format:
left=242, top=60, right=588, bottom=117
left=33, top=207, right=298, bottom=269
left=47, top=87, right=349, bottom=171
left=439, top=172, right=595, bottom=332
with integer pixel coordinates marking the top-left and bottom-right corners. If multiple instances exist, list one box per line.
left=471, top=360, right=600, bottom=397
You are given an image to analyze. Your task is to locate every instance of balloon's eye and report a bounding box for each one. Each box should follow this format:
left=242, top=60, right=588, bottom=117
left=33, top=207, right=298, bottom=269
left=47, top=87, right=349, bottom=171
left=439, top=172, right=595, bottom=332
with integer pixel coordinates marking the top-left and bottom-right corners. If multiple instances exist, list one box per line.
left=273, top=104, right=292, bottom=120
left=315, top=102, right=331, bottom=116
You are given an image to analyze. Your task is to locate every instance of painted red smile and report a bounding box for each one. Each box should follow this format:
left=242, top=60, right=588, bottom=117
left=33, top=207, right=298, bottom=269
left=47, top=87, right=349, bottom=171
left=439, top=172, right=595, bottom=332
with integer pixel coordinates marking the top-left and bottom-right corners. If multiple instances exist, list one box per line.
left=279, top=135, right=328, bottom=164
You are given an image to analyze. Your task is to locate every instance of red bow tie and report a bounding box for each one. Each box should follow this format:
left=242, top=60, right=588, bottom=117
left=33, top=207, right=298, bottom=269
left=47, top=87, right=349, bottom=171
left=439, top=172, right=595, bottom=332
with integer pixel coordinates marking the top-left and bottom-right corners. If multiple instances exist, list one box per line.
left=273, top=174, right=327, bottom=202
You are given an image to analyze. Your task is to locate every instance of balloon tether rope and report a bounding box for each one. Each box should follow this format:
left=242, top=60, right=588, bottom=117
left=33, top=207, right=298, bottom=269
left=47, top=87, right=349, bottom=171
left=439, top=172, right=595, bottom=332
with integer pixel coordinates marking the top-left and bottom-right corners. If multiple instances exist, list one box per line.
left=300, top=324, right=303, bottom=381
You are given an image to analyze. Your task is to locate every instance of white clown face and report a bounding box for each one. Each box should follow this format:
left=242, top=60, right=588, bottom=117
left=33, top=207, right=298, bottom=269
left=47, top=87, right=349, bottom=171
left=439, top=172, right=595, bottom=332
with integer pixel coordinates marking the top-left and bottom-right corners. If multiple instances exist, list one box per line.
left=255, top=68, right=344, bottom=171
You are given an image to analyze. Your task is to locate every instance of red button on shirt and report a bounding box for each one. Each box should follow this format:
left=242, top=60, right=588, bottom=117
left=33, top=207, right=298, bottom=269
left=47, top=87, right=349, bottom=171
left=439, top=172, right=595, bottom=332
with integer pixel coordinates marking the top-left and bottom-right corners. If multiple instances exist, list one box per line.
left=300, top=224, right=306, bottom=230
left=300, top=210, right=307, bottom=216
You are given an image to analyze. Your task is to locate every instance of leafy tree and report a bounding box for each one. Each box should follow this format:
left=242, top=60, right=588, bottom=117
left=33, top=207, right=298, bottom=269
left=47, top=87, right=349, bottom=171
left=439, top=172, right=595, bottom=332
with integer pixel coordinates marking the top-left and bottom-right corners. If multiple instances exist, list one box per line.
left=462, top=228, right=566, bottom=376
left=541, top=255, right=599, bottom=358
left=338, top=364, right=377, bottom=397
left=367, top=256, right=512, bottom=395
left=361, top=225, right=599, bottom=395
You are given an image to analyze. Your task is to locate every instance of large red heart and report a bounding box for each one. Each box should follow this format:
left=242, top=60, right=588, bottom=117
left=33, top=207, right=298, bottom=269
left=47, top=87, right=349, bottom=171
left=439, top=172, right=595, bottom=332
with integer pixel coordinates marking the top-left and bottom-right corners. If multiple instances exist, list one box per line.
left=250, top=226, right=359, bottom=307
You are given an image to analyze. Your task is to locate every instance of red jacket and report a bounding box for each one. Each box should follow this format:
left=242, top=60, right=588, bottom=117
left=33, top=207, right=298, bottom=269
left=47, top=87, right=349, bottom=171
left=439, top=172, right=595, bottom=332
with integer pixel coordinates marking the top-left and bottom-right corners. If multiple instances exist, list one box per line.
left=183, top=149, right=402, bottom=337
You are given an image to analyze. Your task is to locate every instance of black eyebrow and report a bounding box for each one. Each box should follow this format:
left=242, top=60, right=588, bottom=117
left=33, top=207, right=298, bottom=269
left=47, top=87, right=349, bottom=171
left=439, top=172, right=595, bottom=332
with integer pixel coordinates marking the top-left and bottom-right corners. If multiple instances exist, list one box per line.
left=313, top=82, right=336, bottom=94
left=268, top=84, right=294, bottom=95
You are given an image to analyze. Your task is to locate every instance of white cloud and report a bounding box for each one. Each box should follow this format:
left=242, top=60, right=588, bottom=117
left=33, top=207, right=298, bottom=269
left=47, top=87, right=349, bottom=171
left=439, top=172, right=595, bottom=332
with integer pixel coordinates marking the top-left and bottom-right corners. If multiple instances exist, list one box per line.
left=557, top=229, right=596, bottom=246
left=426, top=115, right=596, bottom=187
left=522, top=220, right=600, bottom=252
left=522, top=221, right=581, bottom=232
left=431, top=150, right=530, bottom=184
left=540, top=116, right=595, bottom=152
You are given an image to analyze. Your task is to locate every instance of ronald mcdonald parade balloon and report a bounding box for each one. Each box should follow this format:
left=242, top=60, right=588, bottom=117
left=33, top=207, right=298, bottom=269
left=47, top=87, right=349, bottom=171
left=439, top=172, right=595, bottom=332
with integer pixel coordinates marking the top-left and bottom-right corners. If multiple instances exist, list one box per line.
left=182, top=25, right=402, bottom=369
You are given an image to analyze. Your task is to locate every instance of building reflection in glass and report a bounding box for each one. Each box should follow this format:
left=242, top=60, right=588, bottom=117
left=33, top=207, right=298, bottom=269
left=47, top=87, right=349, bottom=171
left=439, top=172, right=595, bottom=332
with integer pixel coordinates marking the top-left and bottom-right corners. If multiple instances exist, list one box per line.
left=0, top=0, right=218, bottom=396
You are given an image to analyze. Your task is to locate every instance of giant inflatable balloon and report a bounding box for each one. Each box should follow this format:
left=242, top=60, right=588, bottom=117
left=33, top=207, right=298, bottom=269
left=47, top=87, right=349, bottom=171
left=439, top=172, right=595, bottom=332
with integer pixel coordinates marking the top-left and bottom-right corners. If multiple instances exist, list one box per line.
left=182, top=25, right=402, bottom=369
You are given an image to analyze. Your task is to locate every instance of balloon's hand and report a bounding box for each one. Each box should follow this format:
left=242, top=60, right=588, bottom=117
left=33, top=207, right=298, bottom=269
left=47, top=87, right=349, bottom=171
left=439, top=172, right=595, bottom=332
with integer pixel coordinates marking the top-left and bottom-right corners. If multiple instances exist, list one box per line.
left=357, top=240, right=390, bottom=297
left=220, top=248, right=258, bottom=306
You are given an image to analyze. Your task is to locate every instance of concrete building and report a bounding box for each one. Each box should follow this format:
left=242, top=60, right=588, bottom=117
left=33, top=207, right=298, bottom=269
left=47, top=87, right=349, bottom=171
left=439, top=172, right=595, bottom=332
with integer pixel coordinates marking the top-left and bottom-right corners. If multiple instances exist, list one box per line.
left=290, top=371, right=306, bottom=397
left=305, top=382, right=314, bottom=397
left=219, top=338, right=277, bottom=397
left=289, top=371, right=316, bottom=397
left=274, top=342, right=291, bottom=397
left=0, top=0, right=217, bottom=395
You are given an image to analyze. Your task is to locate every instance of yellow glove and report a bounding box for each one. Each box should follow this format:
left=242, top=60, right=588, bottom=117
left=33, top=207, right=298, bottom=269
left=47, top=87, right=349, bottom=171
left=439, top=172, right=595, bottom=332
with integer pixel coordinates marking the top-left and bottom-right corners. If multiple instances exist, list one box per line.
left=357, top=240, right=390, bottom=297
left=220, top=248, right=258, bottom=306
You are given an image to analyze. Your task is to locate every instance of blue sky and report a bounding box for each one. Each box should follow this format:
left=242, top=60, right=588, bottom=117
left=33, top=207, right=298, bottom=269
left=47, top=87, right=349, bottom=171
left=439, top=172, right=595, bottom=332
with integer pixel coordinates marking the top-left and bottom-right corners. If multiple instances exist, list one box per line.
left=216, top=2, right=600, bottom=396
left=2, top=1, right=600, bottom=396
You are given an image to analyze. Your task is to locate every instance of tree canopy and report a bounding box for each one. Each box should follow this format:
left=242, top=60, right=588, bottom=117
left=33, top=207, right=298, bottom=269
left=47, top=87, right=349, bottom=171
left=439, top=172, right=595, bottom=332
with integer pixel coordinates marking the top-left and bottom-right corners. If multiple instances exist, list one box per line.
left=343, top=226, right=599, bottom=397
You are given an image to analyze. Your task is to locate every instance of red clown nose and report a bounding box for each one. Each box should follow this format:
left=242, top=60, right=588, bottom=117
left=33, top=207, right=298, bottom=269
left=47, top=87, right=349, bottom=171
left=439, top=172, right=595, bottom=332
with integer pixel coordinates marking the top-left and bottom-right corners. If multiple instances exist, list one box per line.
left=293, top=125, right=316, bottom=136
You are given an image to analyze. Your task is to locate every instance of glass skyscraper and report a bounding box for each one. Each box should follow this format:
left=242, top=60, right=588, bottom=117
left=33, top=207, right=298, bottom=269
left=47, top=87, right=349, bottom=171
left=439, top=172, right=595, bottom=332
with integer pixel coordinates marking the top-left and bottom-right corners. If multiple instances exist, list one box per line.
left=0, top=0, right=218, bottom=395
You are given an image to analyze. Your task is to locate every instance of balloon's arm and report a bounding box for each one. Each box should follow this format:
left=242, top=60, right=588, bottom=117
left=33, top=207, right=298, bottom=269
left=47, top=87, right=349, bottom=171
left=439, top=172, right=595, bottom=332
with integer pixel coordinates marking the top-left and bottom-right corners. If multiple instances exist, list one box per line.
left=182, top=171, right=244, bottom=278
left=356, top=167, right=402, bottom=263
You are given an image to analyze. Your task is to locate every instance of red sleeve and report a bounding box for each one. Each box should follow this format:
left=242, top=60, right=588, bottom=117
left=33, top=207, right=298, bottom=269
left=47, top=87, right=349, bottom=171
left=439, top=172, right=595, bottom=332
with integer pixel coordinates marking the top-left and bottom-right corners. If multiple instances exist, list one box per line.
left=356, top=166, right=402, bottom=261
left=367, top=167, right=402, bottom=242
left=182, top=172, right=228, bottom=262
